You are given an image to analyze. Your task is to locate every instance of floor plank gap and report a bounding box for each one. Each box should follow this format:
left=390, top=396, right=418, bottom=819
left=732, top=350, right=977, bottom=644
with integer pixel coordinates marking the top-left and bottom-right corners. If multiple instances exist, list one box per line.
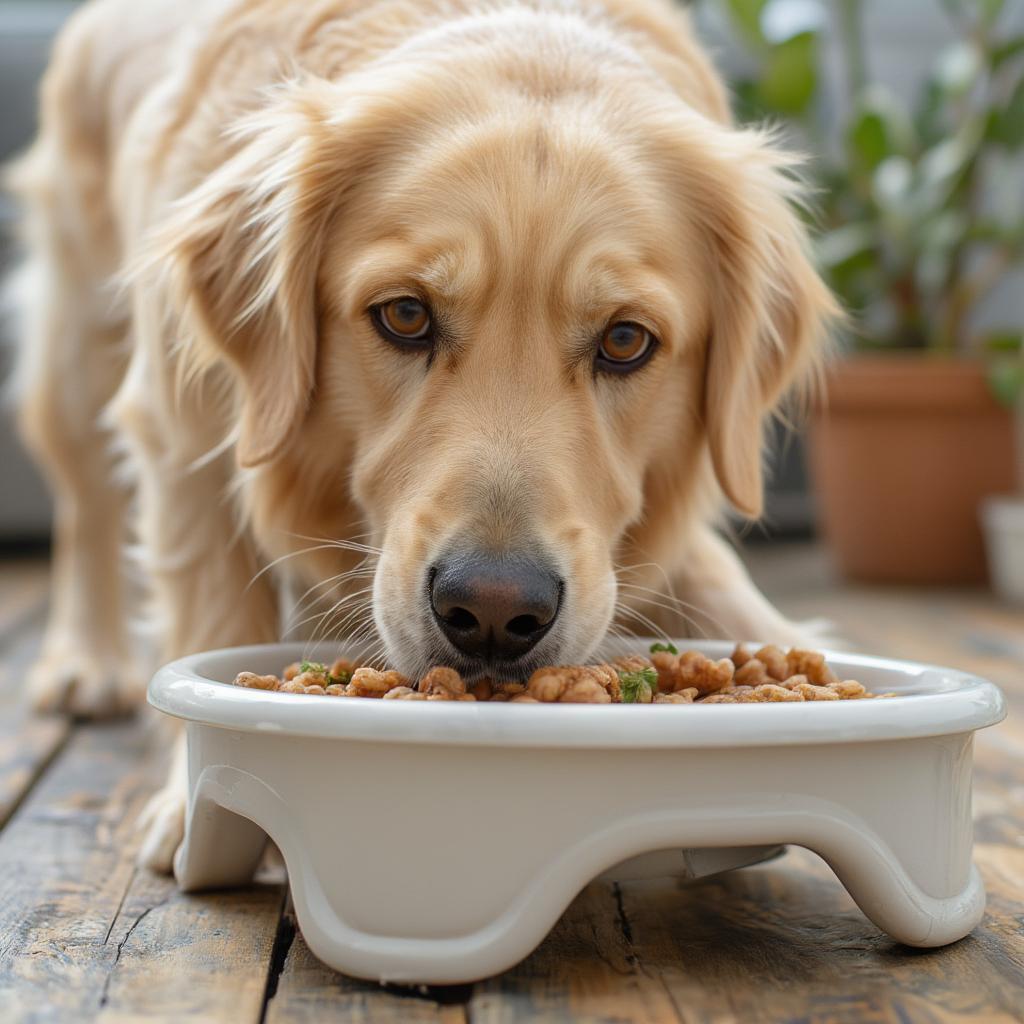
left=258, top=893, right=296, bottom=1023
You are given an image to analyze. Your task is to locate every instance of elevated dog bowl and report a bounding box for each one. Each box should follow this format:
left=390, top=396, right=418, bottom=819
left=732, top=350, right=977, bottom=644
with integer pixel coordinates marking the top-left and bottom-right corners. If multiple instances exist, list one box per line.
left=148, top=639, right=1006, bottom=984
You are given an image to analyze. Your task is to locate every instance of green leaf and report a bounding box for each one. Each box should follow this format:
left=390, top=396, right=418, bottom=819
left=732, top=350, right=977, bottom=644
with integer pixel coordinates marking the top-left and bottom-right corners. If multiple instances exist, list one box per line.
left=924, top=209, right=969, bottom=248
left=756, top=30, right=818, bottom=115
left=920, top=120, right=983, bottom=183
left=915, top=79, right=950, bottom=147
left=299, top=660, right=327, bottom=675
left=939, top=0, right=969, bottom=20
left=815, top=223, right=878, bottom=270
left=726, top=0, right=767, bottom=44
left=992, top=35, right=1024, bottom=69
left=988, top=359, right=1024, bottom=407
left=761, top=0, right=826, bottom=44
left=984, top=153, right=1024, bottom=229
left=619, top=667, right=658, bottom=704
left=934, top=42, right=982, bottom=97
left=914, top=116, right=985, bottom=214
left=849, top=110, right=890, bottom=172
left=979, top=0, right=1006, bottom=25
left=649, top=641, right=679, bottom=655
left=940, top=0, right=1004, bottom=25
left=982, top=330, right=1024, bottom=354
left=914, top=208, right=968, bottom=295
left=989, top=78, right=1024, bottom=149
left=871, top=156, right=914, bottom=212
left=967, top=219, right=1016, bottom=245
left=730, top=78, right=770, bottom=124
left=847, top=88, right=916, bottom=177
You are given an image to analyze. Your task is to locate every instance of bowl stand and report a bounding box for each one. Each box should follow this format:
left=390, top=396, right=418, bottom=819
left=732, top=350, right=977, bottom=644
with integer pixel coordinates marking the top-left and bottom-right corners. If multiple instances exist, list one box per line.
left=173, top=722, right=985, bottom=984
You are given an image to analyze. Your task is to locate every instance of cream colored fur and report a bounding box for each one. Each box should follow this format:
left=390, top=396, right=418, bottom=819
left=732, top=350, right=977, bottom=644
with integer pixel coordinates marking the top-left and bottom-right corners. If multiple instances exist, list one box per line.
left=6, top=0, right=838, bottom=871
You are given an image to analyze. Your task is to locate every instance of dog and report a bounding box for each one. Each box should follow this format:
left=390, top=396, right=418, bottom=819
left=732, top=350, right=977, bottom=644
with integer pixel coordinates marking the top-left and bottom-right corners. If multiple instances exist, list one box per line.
left=6, top=0, right=837, bottom=871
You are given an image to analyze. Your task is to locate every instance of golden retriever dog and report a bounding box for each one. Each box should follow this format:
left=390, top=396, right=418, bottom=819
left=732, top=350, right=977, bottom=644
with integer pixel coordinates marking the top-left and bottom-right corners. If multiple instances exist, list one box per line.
left=7, top=0, right=837, bottom=870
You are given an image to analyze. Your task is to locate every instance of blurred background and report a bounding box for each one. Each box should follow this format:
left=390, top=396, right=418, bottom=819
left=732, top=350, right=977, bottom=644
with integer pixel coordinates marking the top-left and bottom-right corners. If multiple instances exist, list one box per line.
left=1, top=0, right=1022, bottom=600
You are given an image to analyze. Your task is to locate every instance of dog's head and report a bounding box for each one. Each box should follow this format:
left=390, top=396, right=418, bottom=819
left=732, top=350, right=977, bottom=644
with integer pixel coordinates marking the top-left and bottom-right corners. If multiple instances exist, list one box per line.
left=159, top=35, right=836, bottom=679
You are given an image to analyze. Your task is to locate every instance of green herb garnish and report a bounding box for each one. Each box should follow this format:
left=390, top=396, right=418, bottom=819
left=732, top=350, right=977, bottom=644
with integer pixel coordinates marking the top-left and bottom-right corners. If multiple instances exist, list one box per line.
left=649, top=641, right=679, bottom=655
left=299, top=660, right=328, bottom=676
left=619, top=666, right=658, bottom=703
left=329, top=669, right=352, bottom=686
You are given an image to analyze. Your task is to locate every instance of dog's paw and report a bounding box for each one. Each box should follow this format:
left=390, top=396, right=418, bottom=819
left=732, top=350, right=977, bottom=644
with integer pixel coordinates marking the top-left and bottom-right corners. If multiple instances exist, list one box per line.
left=26, top=647, right=145, bottom=719
left=754, top=616, right=842, bottom=650
left=137, top=785, right=186, bottom=874
left=791, top=617, right=845, bottom=650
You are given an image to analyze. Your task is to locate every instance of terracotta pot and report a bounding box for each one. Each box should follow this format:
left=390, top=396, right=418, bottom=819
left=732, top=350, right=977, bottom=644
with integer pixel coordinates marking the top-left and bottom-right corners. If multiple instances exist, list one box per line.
left=809, top=356, right=1016, bottom=584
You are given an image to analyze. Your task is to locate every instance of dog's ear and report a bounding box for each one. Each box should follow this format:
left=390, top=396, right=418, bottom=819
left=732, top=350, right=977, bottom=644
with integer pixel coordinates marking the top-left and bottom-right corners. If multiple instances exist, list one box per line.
left=658, top=117, right=840, bottom=518
left=705, top=142, right=837, bottom=518
left=149, top=80, right=362, bottom=467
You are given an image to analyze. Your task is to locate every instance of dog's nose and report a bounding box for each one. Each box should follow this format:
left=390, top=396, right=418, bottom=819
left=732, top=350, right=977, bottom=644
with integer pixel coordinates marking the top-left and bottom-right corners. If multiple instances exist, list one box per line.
left=430, top=551, right=562, bottom=662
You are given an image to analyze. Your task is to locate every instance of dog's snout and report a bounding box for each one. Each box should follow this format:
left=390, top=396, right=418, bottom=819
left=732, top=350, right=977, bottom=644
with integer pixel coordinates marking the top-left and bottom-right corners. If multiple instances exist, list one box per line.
left=430, top=551, right=561, bottom=662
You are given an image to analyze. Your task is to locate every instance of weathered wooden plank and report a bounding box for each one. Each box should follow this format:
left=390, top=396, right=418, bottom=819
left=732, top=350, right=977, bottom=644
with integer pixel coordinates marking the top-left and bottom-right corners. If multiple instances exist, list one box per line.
left=468, top=882, right=680, bottom=1024
left=0, top=723, right=159, bottom=1021
left=0, top=722, right=283, bottom=1023
left=0, top=559, right=49, bottom=636
left=94, top=869, right=284, bottom=1023
left=0, top=588, right=47, bottom=698
left=263, top=905, right=469, bottom=1024
left=619, top=849, right=1024, bottom=1024
left=0, top=714, right=70, bottom=829
left=0, top=566, right=71, bottom=835
left=0, top=556, right=286, bottom=1022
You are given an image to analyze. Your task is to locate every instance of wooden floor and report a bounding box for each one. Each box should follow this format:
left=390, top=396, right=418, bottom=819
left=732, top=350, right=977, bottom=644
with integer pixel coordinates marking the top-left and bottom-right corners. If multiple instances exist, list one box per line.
left=0, top=544, right=1022, bottom=1023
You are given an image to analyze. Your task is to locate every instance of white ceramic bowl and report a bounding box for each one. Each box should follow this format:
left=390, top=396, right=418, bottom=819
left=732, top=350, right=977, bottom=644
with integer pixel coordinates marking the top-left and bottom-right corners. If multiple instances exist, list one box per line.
left=149, top=639, right=1006, bottom=984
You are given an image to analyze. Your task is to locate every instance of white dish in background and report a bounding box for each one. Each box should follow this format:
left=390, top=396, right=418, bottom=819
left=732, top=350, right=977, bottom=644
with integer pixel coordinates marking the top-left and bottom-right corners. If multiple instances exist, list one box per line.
left=982, top=495, right=1024, bottom=605
left=149, top=639, right=1006, bottom=984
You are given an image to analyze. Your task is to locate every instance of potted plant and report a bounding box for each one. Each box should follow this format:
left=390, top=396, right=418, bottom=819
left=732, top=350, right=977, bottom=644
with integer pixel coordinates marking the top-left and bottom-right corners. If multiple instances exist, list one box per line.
left=708, top=0, right=1024, bottom=582
left=982, top=352, right=1024, bottom=602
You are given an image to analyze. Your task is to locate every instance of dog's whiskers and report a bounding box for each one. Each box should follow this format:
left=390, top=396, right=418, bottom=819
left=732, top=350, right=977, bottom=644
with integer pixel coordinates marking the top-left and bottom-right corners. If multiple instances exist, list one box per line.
left=290, top=585, right=375, bottom=644
left=614, top=559, right=733, bottom=639
left=620, top=585, right=732, bottom=640
left=285, top=565, right=377, bottom=632
left=614, top=558, right=690, bottom=620
left=596, top=623, right=639, bottom=659
left=289, top=592, right=375, bottom=646
left=307, top=589, right=375, bottom=649
left=320, top=596, right=383, bottom=655
left=615, top=584, right=704, bottom=637
left=329, top=616, right=386, bottom=667
left=281, top=530, right=383, bottom=556
left=246, top=541, right=368, bottom=594
left=300, top=607, right=379, bottom=664
left=613, top=603, right=675, bottom=644
left=321, top=598, right=376, bottom=648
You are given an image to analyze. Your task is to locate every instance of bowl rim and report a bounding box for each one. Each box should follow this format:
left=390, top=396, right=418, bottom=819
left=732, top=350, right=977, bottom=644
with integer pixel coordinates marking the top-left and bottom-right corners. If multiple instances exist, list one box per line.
left=147, top=640, right=1007, bottom=748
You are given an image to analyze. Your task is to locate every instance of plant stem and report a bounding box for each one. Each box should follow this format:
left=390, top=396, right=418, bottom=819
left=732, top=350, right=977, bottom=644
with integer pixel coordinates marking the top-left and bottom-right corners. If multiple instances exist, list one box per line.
left=892, top=271, right=927, bottom=348
left=942, top=245, right=1015, bottom=352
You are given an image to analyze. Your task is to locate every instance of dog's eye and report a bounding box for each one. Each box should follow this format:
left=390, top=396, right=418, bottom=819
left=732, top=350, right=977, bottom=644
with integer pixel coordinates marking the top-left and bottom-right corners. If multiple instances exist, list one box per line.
left=596, top=321, right=655, bottom=373
left=373, top=297, right=433, bottom=346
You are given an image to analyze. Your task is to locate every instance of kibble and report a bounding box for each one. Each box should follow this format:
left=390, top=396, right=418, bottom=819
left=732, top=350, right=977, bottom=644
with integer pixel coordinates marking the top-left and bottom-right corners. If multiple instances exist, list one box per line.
left=230, top=644, right=893, bottom=705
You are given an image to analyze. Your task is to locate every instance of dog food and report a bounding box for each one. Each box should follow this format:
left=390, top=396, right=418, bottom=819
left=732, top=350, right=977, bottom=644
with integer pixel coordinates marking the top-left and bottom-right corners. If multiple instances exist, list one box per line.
left=230, top=644, right=894, bottom=703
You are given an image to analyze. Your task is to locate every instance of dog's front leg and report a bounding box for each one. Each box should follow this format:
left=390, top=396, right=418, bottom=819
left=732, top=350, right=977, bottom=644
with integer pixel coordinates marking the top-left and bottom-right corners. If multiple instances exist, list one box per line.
left=118, top=426, right=279, bottom=872
left=670, top=527, right=825, bottom=648
left=137, top=726, right=189, bottom=872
